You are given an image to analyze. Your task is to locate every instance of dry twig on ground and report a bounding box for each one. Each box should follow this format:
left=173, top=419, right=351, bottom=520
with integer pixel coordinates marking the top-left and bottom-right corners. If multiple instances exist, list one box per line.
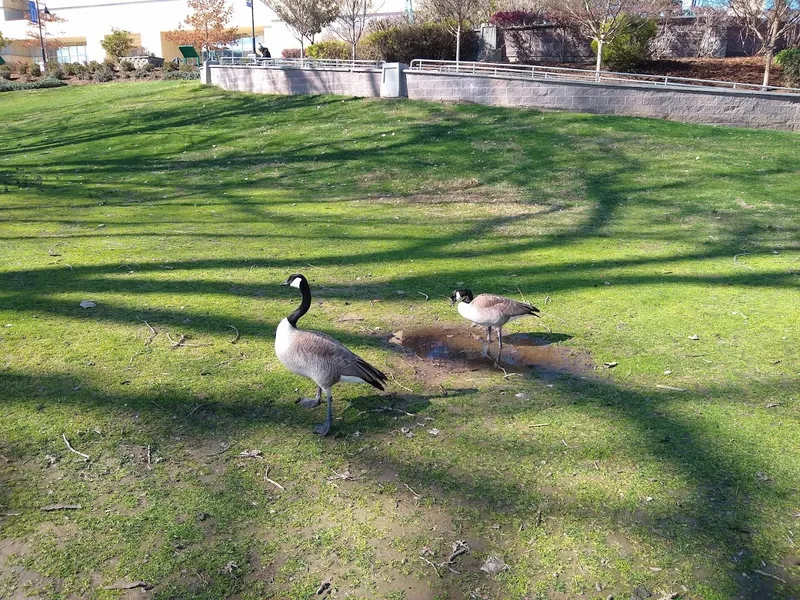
left=264, top=466, right=285, bottom=490
left=419, top=555, right=442, bottom=577
left=390, top=373, right=413, bottom=393
left=167, top=333, right=212, bottom=349
left=41, top=504, right=82, bottom=511
left=404, top=483, right=422, bottom=498
left=62, top=433, right=90, bottom=460
left=138, top=318, right=158, bottom=345
left=104, top=581, right=153, bottom=591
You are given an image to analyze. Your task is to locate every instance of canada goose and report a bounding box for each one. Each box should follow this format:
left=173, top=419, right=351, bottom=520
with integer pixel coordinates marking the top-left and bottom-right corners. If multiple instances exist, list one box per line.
left=449, top=288, right=540, bottom=350
left=275, top=273, right=387, bottom=436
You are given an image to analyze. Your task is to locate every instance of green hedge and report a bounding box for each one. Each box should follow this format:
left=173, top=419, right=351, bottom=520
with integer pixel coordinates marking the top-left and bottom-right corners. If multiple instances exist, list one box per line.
left=306, top=40, right=351, bottom=60
left=0, top=77, right=67, bottom=93
left=361, top=22, right=478, bottom=64
left=775, top=47, right=800, bottom=87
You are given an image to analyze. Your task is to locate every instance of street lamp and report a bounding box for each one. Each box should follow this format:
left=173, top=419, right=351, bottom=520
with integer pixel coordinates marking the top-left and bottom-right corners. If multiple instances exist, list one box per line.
left=35, top=0, right=51, bottom=70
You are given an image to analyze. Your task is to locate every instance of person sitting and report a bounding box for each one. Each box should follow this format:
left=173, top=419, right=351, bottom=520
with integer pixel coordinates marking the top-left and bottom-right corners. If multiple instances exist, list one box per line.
left=258, top=44, right=271, bottom=59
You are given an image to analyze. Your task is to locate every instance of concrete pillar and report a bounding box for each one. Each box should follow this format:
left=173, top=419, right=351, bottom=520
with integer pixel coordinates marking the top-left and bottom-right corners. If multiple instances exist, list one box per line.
left=200, top=60, right=218, bottom=85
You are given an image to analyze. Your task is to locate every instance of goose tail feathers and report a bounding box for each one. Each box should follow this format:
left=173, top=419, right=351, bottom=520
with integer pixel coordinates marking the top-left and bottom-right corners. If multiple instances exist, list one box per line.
left=525, top=304, right=541, bottom=317
left=343, top=358, right=388, bottom=391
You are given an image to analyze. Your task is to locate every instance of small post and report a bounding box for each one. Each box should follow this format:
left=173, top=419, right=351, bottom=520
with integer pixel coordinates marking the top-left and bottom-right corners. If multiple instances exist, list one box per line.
left=34, top=0, right=47, bottom=70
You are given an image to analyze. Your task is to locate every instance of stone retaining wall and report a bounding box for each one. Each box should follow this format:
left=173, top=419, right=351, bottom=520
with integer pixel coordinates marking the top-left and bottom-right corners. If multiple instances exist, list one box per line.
left=205, top=64, right=800, bottom=132
left=209, top=65, right=382, bottom=97
left=404, top=71, right=800, bottom=131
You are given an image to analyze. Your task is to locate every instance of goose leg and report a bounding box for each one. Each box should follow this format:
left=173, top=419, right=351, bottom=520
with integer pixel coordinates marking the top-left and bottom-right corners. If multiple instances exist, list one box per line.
left=296, top=386, right=322, bottom=409
left=313, top=389, right=333, bottom=436
left=496, top=328, right=503, bottom=364
left=486, top=327, right=492, bottom=344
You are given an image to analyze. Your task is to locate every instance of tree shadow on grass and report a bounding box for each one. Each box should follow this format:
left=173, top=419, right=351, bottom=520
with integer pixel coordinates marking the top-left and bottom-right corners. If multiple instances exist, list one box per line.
left=1, top=366, right=798, bottom=598
left=1, top=88, right=799, bottom=598
left=343, top=376, right=800, bottom=598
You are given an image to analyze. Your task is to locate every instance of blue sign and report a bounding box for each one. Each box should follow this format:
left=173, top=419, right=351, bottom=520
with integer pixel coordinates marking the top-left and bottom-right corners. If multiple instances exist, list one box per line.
left=29, top=0, right=38, bottom=23
left=245, top=0, right=252, bottom=6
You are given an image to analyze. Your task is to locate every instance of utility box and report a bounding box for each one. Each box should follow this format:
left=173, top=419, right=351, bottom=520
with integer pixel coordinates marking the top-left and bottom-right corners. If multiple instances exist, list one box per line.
left=380, top=63, right=408, bottom=98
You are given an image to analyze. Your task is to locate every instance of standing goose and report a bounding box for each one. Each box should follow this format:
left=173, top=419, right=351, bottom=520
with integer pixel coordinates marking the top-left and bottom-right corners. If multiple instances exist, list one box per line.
left=449, top=288, right=540, bottom=350
left=275, top=273, right=387, bottom=436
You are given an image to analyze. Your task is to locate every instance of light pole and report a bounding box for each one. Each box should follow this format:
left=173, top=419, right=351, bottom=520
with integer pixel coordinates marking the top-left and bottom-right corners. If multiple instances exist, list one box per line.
left=246, top=0, right=256, bottom=55
left=34, top=0, right=51, bottom=70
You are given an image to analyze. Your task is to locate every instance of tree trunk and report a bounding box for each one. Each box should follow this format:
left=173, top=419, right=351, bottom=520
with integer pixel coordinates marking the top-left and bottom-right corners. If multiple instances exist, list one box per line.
left=763, top=46, right=773, bottom=89
left=762, top=15, right=780, bottom=90
left=595, top=37, right=603, bottom=81
left=456, top=23, right=461, bottom=66
left=300, top=39, right=304, bottom=66
left=352, top=42, right=356, bottom=62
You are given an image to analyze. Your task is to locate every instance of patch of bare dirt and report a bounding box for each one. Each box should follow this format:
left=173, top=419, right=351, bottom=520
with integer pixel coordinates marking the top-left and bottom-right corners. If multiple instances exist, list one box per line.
left=553, top=56, right=790, bottom=88
left=389, top=323, right=594, bottom=384
left=637, top=57, right=789, bottom=88
left=0, top=538, right=55, bottom=600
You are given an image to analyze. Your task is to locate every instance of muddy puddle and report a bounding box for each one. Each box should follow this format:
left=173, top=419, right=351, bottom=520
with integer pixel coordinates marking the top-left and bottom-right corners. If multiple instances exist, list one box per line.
left=389, top=324, right=596, bottom=380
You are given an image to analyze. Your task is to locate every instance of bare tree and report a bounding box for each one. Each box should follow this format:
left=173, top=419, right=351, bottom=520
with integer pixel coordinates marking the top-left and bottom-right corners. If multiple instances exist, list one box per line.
left=420, top=0, right=483, bottom=63
left=166, top=0, right=239, bottom=54
left=263, top=0, right=340, bottom=59
left=693, top=6, right=730, bottom=58
left=729, top=0, right=800, bottom=88
left=555, top=0, right=674, bottom=78
left=331, top=0, right=379, bottom=60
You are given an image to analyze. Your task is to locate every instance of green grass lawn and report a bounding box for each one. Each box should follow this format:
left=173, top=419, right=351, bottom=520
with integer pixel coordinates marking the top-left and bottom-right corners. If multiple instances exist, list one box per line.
left=1, top=80, right=799, bottom=600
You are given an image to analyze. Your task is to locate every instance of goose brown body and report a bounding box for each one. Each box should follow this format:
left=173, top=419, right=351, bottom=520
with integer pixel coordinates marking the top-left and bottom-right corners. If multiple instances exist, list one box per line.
left=275, top=274, right=386, bottom=435
left=450, top=288, right=540, bottom=349
left=275, top=320, right=387, bottom=391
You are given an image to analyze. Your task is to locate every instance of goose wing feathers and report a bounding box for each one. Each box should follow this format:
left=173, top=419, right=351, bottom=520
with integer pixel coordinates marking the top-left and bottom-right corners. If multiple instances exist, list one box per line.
left=292, top=329, right=387, bottom=390
left=472, top=294, right=540, bottom=317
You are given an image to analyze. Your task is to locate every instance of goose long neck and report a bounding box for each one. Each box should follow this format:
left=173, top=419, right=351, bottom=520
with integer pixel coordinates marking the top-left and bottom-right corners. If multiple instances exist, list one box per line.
left=287, top=279, right=311, bottom=327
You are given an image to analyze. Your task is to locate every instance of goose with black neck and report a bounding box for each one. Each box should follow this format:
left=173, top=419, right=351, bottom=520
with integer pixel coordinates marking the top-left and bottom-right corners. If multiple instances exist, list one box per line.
left=450, top=288, right=540, bottom=352
left=275, top=273, right=387, bottom=436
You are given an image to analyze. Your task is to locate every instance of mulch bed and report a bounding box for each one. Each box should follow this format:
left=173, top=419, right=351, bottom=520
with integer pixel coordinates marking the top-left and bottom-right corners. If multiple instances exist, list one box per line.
left=549, top=56, right=789, bottom=88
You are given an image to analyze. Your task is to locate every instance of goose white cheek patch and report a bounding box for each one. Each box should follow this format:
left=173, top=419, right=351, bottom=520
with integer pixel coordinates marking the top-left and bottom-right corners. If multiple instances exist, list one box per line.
left=455, top=292, right=462, bottom=301
left=290, top=278, right=302, bottom=289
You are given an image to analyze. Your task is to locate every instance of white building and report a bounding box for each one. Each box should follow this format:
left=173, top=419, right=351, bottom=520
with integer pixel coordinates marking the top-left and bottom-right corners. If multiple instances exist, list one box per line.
left=1, top=0, right=405, bottom=64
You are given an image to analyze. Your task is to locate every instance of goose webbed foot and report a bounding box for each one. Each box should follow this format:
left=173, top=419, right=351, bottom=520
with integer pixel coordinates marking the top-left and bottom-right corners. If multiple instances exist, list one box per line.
left=313, top=420, right=331, bottom=436
left=297, top=397, right=322, bottom=408
left=296, top=387, right=322, bottom=408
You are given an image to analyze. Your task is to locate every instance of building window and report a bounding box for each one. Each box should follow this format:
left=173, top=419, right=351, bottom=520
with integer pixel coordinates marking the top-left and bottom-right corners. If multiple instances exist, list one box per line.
left=3, top=7, right=27, bottom=20
left=55, top=45, right=88, bottom=63
left=207, top=35, right=264, bottom=59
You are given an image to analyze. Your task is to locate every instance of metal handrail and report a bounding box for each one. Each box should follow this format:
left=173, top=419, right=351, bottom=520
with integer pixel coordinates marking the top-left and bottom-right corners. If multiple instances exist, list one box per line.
left=408, top=59, right=800, bottom=95
left=216, top=56, right=384, bottom=69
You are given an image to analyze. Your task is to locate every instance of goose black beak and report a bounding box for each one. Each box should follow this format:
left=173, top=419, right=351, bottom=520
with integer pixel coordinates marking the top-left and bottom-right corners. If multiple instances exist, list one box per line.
left=280, top=281, right=289, bottom=286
